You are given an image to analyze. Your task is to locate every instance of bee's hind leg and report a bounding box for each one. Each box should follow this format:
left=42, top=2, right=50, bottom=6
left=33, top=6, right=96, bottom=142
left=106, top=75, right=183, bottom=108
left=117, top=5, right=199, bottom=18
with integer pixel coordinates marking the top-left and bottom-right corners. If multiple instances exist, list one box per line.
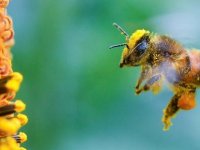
left=162, top=94, right=180, bottom=131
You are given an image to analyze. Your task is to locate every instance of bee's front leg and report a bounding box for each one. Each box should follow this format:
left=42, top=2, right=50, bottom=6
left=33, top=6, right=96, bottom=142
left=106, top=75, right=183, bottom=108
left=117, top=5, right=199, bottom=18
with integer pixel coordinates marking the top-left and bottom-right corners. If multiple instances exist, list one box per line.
left=135, top=66, right=151, bottom=93
left=135, top=74, right=161, bottom=95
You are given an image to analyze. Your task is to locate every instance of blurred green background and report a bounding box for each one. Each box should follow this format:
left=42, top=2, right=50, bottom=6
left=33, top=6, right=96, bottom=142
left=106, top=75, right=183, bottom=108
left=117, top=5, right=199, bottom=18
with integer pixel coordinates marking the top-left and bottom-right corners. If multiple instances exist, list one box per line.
left=7, top=0, right=200, bottom=149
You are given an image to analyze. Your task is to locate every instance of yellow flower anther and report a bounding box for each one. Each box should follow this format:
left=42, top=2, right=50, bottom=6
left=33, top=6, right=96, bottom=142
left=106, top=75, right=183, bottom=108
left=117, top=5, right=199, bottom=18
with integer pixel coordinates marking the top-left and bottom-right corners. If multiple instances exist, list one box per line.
left=14, top=100, right=25, bottom=112
left=17, top=114, right=28, bottom=126
left=0, top=1, right=27, bottom=148
left=0, top=100, right=26, bottom=116
left=5, top=72, right=23, bottom=92
left=19, top=132, right=27, bottom=143
left=13, top=132, right=27, bottom=144
left=0, top=102, right=14, bottom=116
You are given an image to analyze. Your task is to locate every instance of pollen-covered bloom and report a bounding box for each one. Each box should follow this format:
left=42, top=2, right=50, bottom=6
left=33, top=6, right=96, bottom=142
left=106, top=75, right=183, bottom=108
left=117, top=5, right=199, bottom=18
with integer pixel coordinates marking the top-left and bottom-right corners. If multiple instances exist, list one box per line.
left=0, top=0, right=28, bottom=149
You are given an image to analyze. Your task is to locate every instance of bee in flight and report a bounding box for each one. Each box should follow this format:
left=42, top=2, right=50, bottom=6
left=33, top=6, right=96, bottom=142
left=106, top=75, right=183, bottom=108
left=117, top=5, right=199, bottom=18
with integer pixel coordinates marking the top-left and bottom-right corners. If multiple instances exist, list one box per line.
left=110, top=23, right=200, bottom=131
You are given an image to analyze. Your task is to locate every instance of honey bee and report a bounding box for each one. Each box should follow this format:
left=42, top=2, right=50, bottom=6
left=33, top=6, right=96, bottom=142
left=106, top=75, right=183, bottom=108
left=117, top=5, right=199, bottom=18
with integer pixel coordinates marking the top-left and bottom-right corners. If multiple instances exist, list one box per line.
left=110, top=23, right=200, bottom=131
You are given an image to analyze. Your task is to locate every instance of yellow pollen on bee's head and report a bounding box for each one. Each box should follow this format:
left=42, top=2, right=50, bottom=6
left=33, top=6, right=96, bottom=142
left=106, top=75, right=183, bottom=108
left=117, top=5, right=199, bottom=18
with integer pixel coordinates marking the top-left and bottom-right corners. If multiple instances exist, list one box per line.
left=121, top=47, right=129, bottom=58
left=121, top=29, right=150, bottom=62
left=128, top=29, right=150, bottom=49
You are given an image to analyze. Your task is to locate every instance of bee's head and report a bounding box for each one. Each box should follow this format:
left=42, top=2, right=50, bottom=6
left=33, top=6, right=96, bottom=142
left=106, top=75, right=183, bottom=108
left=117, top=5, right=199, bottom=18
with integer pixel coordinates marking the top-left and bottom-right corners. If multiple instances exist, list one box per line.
left=110, top=23, right=150, bottom=68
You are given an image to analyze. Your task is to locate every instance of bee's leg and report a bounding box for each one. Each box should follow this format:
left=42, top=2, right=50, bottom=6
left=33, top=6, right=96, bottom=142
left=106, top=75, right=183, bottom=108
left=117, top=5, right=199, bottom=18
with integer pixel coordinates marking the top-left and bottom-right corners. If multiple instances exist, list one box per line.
left=162, top=94, right=180, bottom=131
left=136, top=74, right=161, bottom=95
left=135, top=66, right=151, bottom=94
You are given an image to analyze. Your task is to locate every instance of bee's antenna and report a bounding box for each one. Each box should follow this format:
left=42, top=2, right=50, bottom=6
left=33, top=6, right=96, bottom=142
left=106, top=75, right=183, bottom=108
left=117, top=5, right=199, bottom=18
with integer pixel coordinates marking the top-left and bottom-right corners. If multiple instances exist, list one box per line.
left=113, top=22, right=129, bottom=40
left=109, top=43, right=129, bottom=49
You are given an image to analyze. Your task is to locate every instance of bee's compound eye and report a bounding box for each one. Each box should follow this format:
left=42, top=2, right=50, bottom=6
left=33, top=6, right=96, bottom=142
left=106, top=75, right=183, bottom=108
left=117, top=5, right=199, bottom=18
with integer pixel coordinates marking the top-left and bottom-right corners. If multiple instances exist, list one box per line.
left=136, top=40, right=148, bottom=55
